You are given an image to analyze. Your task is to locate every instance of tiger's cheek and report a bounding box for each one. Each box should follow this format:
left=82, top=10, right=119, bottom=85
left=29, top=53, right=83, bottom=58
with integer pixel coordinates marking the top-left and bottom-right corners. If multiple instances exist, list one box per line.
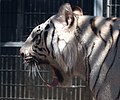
left=58, top=40, right=66, bottom=53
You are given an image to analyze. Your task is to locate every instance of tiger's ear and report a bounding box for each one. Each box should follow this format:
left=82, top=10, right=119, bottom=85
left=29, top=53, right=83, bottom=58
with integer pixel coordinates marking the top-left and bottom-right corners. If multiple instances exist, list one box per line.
left=72, top=6, right=83, bottom=16
left=57, top=3, right=74, bottom=26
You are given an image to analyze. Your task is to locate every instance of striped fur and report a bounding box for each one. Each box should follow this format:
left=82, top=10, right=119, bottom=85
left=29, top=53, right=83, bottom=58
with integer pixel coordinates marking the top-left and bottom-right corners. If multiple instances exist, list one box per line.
left=20, top=3, right=120, bottom=100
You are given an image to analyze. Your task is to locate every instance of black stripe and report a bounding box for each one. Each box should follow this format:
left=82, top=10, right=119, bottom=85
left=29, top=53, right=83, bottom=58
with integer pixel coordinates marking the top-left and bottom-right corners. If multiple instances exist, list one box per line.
left=92, top=42, right=112, bottom=93
left=95, top=48, right=111, bottom=98
left=33, top=49, right=46, bottom=57
left=44, top=30, right=50, bottom=54
left=87, top=43, right=95, bottom=85
left=104, top=31, right=120, bottom=81
left=93, top=25, right=116, bottom=93
left=115, top=89, right=120, bottom=100
left=96, top=30, right=120, bottom=99
left=92, top=26, right=117, bottom=93
left=88, top=43, right=95, bottom=72
left=45, top=24, right=50, bottom=30
left=106, top=17, right=117, bottom=22
left=36, top=34, right=41, bottom=45
left=90, top=18, right=98, bottom=35
left=33, top=31, right=42, bottom=44
left=68, top=17, right=75, bottom=28
left=50, top=21, right=55, bottom=59
left=99, top=30, right=107, bottom=46
left=38, top=47, right=46, bottom=52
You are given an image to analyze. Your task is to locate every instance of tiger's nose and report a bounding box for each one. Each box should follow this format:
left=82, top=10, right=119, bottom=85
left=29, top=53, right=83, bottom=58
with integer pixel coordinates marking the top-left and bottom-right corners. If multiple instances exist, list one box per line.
left=20, top=52, right=24, bottom=58
left=20, top=47, right=31, bottom=58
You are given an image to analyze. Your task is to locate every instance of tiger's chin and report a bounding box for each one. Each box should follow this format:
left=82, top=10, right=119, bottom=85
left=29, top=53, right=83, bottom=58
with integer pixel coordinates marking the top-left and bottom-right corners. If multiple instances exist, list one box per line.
left=23, top=57, right=72, bottom=87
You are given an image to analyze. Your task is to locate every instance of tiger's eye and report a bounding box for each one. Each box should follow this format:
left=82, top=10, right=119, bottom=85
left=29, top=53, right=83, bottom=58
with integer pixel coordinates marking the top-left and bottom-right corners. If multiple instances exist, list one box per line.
left=38, top=25, right=40, bottom=28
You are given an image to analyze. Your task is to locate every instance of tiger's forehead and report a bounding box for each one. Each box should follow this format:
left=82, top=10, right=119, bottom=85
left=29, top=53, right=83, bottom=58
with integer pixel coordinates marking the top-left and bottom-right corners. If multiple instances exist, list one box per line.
left=33, top=15, right=55, bottom=31
left=29, top=15, right=55, bottom=39
left=32, top=14, right=68, bottom=34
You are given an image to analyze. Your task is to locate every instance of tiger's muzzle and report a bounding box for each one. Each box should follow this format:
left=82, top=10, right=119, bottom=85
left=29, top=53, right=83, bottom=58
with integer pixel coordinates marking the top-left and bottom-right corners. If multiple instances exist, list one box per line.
left=20, top=44, right=64, bottom=87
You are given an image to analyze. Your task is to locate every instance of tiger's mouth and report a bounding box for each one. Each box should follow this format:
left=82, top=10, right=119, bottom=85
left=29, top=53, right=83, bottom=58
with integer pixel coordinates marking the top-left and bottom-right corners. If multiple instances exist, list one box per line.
left=23, top=56, right=64, bottom=87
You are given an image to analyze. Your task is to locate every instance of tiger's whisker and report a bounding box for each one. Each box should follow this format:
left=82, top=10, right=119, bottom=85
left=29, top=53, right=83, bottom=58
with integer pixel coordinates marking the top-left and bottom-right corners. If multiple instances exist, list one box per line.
left=34, top=63, right=48, bottom=84
left=24, top=64, right=29, bottom=70
left=34, top=63, right=38, bottom=77
left=32, top=63, right=37, bottom=78
left=34, top=62, right=40, bottom=75
left=28, top=65, right=32, bottom=77
left=32, top=67, right=35, bottom=79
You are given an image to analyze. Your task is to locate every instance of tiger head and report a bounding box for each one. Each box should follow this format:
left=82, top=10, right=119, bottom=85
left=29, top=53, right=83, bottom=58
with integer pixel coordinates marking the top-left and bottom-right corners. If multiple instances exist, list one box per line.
left=20, top=3, right=84, bottom=87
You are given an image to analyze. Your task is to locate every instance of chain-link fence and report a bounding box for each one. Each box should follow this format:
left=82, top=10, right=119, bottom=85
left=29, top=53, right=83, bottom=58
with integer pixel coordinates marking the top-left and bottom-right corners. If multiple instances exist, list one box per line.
left=0, top=54, right=92, bottom=100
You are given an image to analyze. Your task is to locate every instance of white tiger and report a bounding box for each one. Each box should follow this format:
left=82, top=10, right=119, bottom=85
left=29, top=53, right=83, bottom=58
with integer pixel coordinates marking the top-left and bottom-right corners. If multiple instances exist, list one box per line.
left=20, top=3, right=120, bottom=100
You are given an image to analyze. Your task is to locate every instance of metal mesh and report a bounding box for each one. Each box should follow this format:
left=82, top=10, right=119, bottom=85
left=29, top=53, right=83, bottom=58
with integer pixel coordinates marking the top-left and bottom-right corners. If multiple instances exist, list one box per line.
left=104, top=0, right=120, bottom=17
left=0, top=54, right=92, bottom=100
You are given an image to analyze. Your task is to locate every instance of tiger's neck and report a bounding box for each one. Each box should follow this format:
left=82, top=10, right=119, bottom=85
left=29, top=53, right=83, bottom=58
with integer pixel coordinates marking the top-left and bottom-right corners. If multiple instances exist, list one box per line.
left=76, top=15, right=120, bottom=99
left=77, top=15, right=111, bottom=87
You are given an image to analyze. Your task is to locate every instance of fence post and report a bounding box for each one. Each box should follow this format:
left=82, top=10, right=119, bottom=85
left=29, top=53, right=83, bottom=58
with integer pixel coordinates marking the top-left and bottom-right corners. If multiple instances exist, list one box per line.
left=0, top=0, right=1, bottom=54
left=107, top=0, right=110, bottom=17
left=94, top=0, right=103, bottom=16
